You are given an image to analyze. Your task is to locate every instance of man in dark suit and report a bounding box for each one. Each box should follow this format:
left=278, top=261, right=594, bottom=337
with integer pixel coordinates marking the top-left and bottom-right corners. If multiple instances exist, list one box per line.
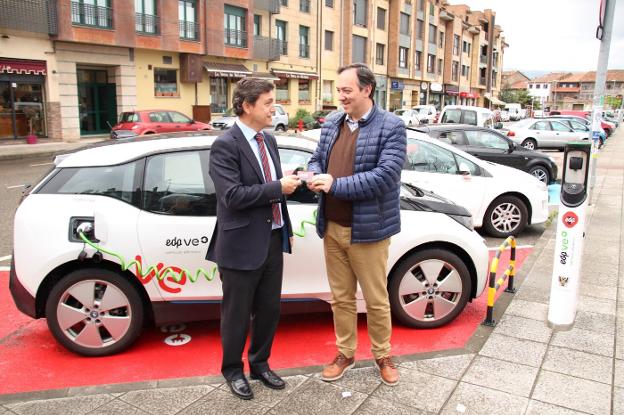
left=206, top=78, right=300, bottom=400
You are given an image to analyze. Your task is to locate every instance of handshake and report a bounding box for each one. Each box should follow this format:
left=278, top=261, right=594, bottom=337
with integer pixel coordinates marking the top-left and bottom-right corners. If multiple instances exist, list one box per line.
left=280, top=171, right=334, bottom=195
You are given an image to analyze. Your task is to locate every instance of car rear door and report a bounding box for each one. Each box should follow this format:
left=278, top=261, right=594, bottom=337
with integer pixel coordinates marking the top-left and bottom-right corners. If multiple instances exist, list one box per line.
left=147, top=111, right=175, bottom=133
left=529, top=120, right=555, bottom=146
left=464, top=130, right=525, bottom=169
left=167, top=111, right=195, bottom=132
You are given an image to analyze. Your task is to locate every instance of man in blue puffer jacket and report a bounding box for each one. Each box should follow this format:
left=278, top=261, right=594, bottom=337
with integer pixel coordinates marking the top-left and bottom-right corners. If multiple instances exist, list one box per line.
left=307, top=63, right=406, bottom=386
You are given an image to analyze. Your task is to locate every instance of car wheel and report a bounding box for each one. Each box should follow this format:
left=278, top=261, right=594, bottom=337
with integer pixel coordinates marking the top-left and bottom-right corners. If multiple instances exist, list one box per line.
left=529, top=165, right=550, bottom=184
left=45, top=268, right=144, bottom=356
left=521, top=138, right=537, bottom=150
left=275, top=124, right=286, bottom=132
left=483, top=195, right=528, bottom=237
left=388, top=249, right=472, bottom=328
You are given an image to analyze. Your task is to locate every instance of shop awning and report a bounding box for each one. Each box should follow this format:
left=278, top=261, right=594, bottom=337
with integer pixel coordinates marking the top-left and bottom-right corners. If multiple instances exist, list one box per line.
left=484, top=93, right=506, bottom=106
left=252, top=72, right=280, bottom=81
left=203, top=62, right=251, bottom=78
left=272, top=69, right=319, bottom=80
left=0, top=58, right=47, bottom=75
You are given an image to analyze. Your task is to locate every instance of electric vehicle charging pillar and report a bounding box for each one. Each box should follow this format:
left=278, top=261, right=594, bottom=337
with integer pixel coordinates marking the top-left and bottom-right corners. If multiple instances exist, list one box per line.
left=548, top=143, right=591, bottom=329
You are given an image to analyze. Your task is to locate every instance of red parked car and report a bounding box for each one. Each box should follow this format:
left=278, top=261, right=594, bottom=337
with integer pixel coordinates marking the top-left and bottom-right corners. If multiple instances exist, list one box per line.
left=111, top=110, right=211, bottom=138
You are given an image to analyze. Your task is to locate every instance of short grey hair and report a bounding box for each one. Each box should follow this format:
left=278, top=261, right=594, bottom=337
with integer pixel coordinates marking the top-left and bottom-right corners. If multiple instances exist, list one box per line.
left=338, top=63, right=376, bottom=99
left=232, top=78, right=275, bottom=116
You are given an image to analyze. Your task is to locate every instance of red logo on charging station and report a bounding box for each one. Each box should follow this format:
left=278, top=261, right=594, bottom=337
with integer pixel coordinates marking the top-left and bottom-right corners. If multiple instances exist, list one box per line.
left=562, top=211, right=579, bottom=228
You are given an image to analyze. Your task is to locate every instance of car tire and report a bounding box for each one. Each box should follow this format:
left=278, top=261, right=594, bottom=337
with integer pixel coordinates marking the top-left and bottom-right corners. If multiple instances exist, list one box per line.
left=483, top=195, right=528, bottom=238
left=275, top=124, right=286, bottom=132
left=45, top=268, right=144, bottom=356
left=521, top=138, right=537, bottom=150
left=528, top=165, right=550, bottom=184
left=388, top=249, right=472, bottom=328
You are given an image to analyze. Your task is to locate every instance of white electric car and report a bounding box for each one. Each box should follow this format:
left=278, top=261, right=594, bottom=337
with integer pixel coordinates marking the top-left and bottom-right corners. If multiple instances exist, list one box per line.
left=10, top=133, right=488, bottom=356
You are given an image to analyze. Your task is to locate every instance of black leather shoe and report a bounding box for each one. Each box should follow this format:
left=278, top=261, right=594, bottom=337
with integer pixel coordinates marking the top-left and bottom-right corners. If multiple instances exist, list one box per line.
left=226, top=377, right=254, bottom=400
left=250, top=369, right=286, bottom=389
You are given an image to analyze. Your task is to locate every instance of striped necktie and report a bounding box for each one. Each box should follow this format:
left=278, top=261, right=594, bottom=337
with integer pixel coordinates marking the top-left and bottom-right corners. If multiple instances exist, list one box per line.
left=254, top=133, right=282, bottom=226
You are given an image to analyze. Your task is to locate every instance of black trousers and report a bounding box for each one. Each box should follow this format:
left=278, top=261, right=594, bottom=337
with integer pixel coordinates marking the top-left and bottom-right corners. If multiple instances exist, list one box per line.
left=219, top=229, right=283, bottom=381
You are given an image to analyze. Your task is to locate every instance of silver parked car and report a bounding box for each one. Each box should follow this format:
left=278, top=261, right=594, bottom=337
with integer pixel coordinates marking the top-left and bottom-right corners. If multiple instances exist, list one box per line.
left=505, top=118, right=589, bottom=150
left=210, top=103, right=289, bottom=132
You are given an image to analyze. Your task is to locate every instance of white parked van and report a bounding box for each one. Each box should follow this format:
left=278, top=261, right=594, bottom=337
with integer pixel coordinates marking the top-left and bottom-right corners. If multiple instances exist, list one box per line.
left=504, top=103, right=522, bottom=121
left=438, top=105, right=499, bottom=129
left=412, top=105, right=438, bottom=124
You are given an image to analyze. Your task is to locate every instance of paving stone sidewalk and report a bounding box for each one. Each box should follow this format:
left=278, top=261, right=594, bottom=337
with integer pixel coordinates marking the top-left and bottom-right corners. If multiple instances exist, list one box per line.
left=1, top=130, right=623, bottom=414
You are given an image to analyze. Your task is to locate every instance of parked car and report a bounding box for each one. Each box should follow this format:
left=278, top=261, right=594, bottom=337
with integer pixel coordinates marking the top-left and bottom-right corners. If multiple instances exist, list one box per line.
left=111, top=110, right=211, bottom=139
left=499, top=110, right=511, bottom=122
left=505, top=118, right=589, bottom=150
left=394, top=109, right=421, bottom=126
left=504, top=103, right=522, bottom=121
left=210, top=104, right=289, bottom=132
left=412, top=105, right=438, bottom=124
left=545, top=116, right=607, bottom=143
left=309, top=110, right=334, bottom=129
left=11, top=133, right=488, bottom=356
left=414, top=124, right=558, bottom=184
left=438, top=105, right=502, bottom=129
left=549, top=110, right=613, bottom=136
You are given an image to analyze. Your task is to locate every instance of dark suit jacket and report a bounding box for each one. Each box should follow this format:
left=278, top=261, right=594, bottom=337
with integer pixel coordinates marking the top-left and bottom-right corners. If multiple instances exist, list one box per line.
left=206, top=123, right=293, bottom=271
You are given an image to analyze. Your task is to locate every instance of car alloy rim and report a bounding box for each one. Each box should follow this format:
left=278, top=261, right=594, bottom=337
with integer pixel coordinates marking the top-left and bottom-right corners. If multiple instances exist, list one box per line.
left=491, top=202, right=522, bottom=233
left=531, top=168, right=547, bottom=183
left=398, top=259, right=463, bottom=322
left=524, top=142, right=535, bottom=149
left=56, top=279, right=132, bottom=349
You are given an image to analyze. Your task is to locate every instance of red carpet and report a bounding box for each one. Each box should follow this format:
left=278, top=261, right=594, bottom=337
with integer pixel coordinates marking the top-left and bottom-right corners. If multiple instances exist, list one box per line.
left=0, top=248, right=530, bottom=395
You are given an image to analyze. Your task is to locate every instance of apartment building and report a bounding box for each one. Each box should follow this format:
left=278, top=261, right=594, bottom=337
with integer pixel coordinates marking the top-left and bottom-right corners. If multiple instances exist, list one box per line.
left=502, top=70, right=530, bottom=91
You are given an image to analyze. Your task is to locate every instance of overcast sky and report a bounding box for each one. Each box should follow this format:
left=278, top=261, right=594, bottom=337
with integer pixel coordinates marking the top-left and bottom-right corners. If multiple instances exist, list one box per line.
left=461, top=0, right=624, bottom=73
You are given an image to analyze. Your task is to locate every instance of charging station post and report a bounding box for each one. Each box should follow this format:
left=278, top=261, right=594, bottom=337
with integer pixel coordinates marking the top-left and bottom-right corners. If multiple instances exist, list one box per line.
left=548, top=142, right=591, bottom=329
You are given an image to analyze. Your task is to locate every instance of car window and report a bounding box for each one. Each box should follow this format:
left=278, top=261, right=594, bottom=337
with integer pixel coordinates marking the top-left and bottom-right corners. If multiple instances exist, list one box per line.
left=454, top=153, right=481, bottom=176
left=483, top=115, right=493, bottom=128
left=405, top=139, right=458, bottom=174
left=437, top=131, right=466, bottom=145
left=143, top=150, right=215, bottom=216
left=168, top=111, right=191, bottom=123
left=120, top=112, right=139, bottom=122
left=463, top=110, right=477, bottom=125
left=277, top=147, right=318, bottom=204
left=550, top=121, right=572, bottom=132
left=531, top=121, right=550, bottom=131
left=148, top=111, right=172, bottom=123
left=274, top=106, right=286, bottom=116
left=441, top=109, right=462, bottom=123
left=569, top=120, right=588, bottom=131
left=464, top=130, right=508, bottom=150
left=38, top=162, right=139, bottom=206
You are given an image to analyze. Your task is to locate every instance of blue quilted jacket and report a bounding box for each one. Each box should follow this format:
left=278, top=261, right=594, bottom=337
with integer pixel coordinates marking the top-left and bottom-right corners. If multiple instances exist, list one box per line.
left=307, top=105, right=407, bottom=243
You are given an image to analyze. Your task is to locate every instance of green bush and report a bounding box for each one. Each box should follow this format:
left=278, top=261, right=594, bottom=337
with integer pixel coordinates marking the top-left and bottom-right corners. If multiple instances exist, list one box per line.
left=289, top=109, right=312, bottom=129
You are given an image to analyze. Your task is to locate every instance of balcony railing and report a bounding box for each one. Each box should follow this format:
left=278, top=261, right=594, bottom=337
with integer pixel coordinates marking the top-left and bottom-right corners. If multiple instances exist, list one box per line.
left=253, top=36, right=281, bottom=61
left=135, top=12, right=159, bottom=34
left=479, top=76, right=486, bottom=85
left=255, top=0, right=281, bottom=13
left=71, top=1, right=112, bottom=29
left=179, top=20, right=199, bottom=40
left=480, top=55, right=488, bottom=64
left=224, top=29, right=248, bottom=48
left=278, top=40, right=288, bottom=55
left=299, top=43, right=310, bottom=58
left=1, top=0, right=57, bottom=35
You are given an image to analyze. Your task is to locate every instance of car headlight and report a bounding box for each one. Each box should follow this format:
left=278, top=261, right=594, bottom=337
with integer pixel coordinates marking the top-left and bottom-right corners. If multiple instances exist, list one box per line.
left=449, top=214, right=474, bottom=230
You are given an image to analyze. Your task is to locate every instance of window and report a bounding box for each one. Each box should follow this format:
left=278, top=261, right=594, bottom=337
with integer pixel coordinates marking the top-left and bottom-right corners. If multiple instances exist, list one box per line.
left=400, top=13, right=410, bottom=35
left=300, top=0, right=310, bottom=13
left=436, top=131, right=466, bottom=145
left=298, top=79, right=310, bottom=102
left=276, top=20, right=287, bottom=55
left=399, top=47, right=408, bottom=68
left=428, top=24, right=436, bottom=44
left=323, top=80, right=333, bottom=103
left=325, top=30, right=334, bottom=51
left=462, top=40, right=467, bottom=53
left=224, top=5, right=247, bottom=47
left=210, top=78, right=227, bottom=113
left=416, top=19, right=424, bottom=40
left=438, top=58, right=442, bottom=75
left=461, top=64, right=467, bottom=77
left=427, top=54, right=435, bottom=73
left=143, top=151, right=215, bottom=216
left=280, top=0, right=288, bottom=6
left=429, top=2, right=434, bottom=15
left=452, top=61, right=459, bottom=81
left=275, top=78, right=289, bottom=101
left=405, top=139, right=458, bottom=174
left=531, top=121, right=550, bottom=131
left=253, top=14, right=261, bottom=36
left=135, top=0, right=158, bottom=34
left=551, top=121, right=572, bottom=132
left=299, top=25, right=310, bottom=58
left=418, top=0, right=425, bottom=11
left=376, top=43, right=385, bottom=65
left=40, top=162, right=139, bottom=205
left=536, top=84, right=541, bottom=89
left=154, top=68, right=178, bottom=96
left=377, top=8, right=386, bottom=30
left=168, top=111, right=192, bottom=123
left=354, top=0, right=367, bottom=26
left=179, top=0, right=198, bottom=39
left=352, top=35, right=367, bottom=63
left=325, top=0, right=334, bottom=6
left=415, top=51, right=422, bottom=71
left=464, top=131, right=509, bottom=150
left=462, top=110, right=477, bottom=125
left=72, top=0, right=112, bottom=28
left=438, top=31, right=444, bottom=48
left=453, top=34, right=460, bottom=55
left=455, top=154, right=481, bottom=176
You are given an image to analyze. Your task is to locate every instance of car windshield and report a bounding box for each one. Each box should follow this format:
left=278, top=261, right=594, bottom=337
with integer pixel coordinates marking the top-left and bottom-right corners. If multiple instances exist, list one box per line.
left=119, top=112, right=139, bottom=123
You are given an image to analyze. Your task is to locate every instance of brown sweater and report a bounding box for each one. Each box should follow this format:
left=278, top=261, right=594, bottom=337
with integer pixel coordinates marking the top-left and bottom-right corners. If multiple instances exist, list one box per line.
left=325, top=122, right=358, bottom=227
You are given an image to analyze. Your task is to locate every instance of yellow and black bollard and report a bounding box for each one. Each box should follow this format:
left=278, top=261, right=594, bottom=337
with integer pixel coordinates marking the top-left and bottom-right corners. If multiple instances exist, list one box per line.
left=483, top=236, right=517, bottom=327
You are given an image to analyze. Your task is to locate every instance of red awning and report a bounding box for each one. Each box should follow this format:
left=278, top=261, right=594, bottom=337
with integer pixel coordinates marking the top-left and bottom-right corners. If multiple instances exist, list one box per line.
left=0, top=59, right=47, bottom=75
left=459, top=92, right=468, bottom=97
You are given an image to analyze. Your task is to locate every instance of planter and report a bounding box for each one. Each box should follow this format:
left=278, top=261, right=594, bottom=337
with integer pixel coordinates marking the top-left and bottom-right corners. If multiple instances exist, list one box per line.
left=26, top=134, right=38, bottom=144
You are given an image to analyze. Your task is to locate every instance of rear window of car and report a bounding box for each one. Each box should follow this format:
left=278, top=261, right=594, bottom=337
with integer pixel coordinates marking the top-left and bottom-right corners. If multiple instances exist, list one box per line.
left=441, top=109, right=462, bottom=123
left=120, top=112, right=139, bottom=123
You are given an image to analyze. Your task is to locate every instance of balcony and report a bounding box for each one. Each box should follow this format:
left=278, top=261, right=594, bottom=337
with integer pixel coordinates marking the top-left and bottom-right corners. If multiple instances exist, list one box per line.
left=468, top=26, right=480, bottom=34
left=224, top=29, right=248, bottom=48
left=479, top=55, right=488, bottom=64
left=135, top=13, right=159, bottom=34
left=299, top=44, right=310, bottom=58
left=179, top=20, right=199, bottom=40
left=439, top=10, right=454, bottom=21
left=479, top=76, right=486, bottom=86
left=71, top=1, right=112, bottom=29
left=254, top=0, right=281, bottom=13
left=253, top=36, right=281, bottom=61
left=0, top=0, right=57, bottom=35
left=553, top=86, right=581, bottom=93
left=278, top=40, right=288, bottom=55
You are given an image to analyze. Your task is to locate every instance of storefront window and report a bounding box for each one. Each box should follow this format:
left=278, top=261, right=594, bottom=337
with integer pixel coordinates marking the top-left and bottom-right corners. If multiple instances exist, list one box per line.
left=154, top=68, right=178, bottom=97
left=210, top=77, right=228, bottom=113
left=275, top=78, right=289, bottom=102
left=1, top=81, right=46, bottom=139
left=298, top=80, right=310, bottom=102
left=322, top=80, right=333, bottom=104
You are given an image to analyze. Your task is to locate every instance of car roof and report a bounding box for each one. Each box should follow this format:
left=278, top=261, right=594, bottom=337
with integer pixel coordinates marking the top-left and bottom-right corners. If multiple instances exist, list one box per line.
left=412, top=124, right=496, bottom=133
left=441, top=105, right=492, bottom=113
left=57, top=132, right=319, bottom=168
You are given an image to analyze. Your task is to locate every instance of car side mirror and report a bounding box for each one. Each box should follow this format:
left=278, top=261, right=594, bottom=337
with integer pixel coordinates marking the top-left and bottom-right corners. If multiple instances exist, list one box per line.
left=494, top=122, right=503, bottom=129
left=458, top=162, right=471, bottom=176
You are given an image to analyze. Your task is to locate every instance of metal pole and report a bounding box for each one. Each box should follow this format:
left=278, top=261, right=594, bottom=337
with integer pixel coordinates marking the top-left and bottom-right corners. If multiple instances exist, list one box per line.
left=589, top=0, right=617, bottom=198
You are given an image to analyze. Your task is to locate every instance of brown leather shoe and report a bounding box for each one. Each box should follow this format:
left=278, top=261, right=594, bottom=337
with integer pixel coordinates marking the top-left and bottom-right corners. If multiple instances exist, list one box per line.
left=321, top=353, right=355, bottom=381
left=376, top=356, right=399, bottom=386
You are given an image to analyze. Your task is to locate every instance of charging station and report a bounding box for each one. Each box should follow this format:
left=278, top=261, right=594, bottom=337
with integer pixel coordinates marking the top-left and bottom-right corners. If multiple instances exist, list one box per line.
left=548, top=142, right=591, bottom=329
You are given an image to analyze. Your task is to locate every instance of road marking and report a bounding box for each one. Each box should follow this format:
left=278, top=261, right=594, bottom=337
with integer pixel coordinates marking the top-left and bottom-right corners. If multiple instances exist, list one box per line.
left=7, top=184, right=26, bottom=189
left=487, top=244, right=534, bottom=251
left=0, top=255, right=12, bottom=262
left=30, top=162, right=53, bottom=167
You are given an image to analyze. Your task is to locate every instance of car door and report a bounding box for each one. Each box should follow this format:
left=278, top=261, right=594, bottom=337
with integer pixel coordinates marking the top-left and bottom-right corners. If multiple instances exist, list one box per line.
left=549, top=120, right=582, bottom=145
left=136, top=149, right=221, bottom=299
left=147, top=111, right=175, bottom=133
left=464, top=130, right=525, bottom=169
left=168, top=111, right=195, bottom=132
left=402, top=138, right=487, bottom=222
left=529, top=120, right=554, bottom=146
